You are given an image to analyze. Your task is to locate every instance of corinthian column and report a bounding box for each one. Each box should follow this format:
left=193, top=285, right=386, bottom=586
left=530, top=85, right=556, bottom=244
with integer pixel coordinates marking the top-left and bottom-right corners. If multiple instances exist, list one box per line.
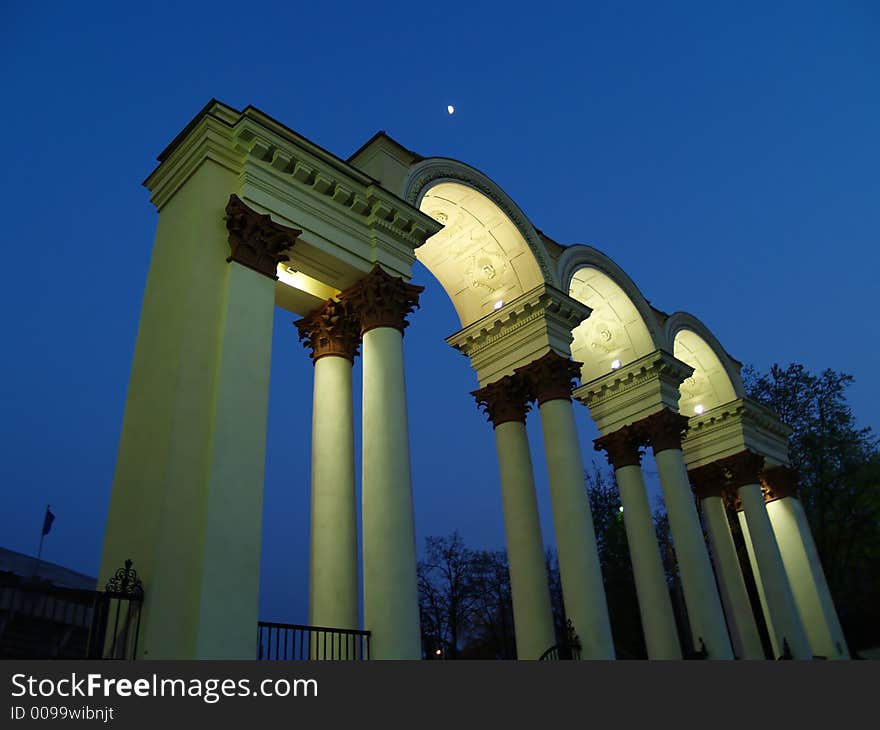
left=473, top=375, right=556, bottom=659
left=762, top=467, right=849, bottom=659
left=295, top=299, right=361, bottom=640
left=721, top=452, right=811, bottom=659
left=688, top=462, right=764, bottom=660
left=517, top=352, right=614, bottom=659
left=342, top=265, right=423, bottom=659
left=643, top=409, right=734, bottom=659
left=595, top=425, right=681, bottom=659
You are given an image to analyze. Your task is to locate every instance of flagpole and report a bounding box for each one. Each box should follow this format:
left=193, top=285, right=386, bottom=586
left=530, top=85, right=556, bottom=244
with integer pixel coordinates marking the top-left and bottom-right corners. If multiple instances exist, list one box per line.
left=32, top=504, right=51, bottom=579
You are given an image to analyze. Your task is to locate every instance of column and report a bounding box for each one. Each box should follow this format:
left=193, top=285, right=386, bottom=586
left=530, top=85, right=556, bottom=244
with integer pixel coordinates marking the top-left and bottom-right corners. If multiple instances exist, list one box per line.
left=101, top=192, right=293, bottom=658
left=344, top=265, right=423, bottom=659
left=595, top=426, right=681, bottom=659
left=473, top=375, right=556, bottom=659
left=295, top=299, right=360, bottom=636
left=519, top=352, right=614, bottom=659
left=720, top=452, right=812, bottom=659
left=688, top=463, right=764, bottom=659
left=763, top=467, right=849, bottom=659
left=643, top=409, right=734, bottom=659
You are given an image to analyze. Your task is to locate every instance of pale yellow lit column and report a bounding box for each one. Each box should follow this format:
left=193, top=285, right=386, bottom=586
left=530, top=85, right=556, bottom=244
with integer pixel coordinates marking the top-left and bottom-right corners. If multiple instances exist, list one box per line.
left=644, top=410, right=734, bottom=659
left=521, top=352, right=614, bottom=659
left=101, top=191, right=293, bottom=659
left=595, top=426, right=681, bottom=659
left=687, top=462, right=764, bottom=660
left=763, top=467, right=849, bottom=659
left=295, top=300, right=361, bottom=637
left=344, top=266, right=423, bottom=660
left=724, top=451, right=811, bottom=659
left=474, top=375, right=556, bottom=660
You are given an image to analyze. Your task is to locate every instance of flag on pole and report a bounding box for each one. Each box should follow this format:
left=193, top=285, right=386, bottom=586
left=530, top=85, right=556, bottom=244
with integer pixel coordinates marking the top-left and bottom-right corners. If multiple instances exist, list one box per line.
left=41, top=505, right=55, bottom=536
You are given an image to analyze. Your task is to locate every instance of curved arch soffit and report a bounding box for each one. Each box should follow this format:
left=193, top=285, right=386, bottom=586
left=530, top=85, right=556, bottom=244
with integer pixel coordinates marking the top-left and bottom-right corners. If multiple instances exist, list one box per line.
left=558, top=245, right=666, bottom=383
left=403, top=158, right=555, bottom=328
left=665, top=312, right=744, bottom=416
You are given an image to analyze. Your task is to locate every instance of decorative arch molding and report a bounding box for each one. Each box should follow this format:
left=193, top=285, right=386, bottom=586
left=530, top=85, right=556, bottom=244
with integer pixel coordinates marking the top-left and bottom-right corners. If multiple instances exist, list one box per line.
left=403, top=157, right=557, bottom=287
left=557, top=245, right=667, bottom=382
left=664, top=311, right=745, bottom=414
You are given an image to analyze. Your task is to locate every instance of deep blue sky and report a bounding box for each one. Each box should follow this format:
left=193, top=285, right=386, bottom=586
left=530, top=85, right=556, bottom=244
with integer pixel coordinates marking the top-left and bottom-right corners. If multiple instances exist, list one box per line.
left=1, top=1, right=877, bottom=624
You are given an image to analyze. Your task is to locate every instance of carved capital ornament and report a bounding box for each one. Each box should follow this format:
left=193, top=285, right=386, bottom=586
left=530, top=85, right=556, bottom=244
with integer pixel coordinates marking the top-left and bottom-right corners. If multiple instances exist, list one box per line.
left=472, top=374, right=531, bottom=428
left=717, top=450, right=766, bottom=490
left=516, top=351, right=583, bottom=405
left=687, top=461, right=727, bottom=500
left=594, top=425, right=644, bottom=469
left=225, top=194, right=301, bottom=279
left=294, top=299, right=361, bottom=363
left=762, top=465, right=799, bottom=503
left=340, top=265, right=424, bottom=335
left=640, top=409, right=690, bottom=453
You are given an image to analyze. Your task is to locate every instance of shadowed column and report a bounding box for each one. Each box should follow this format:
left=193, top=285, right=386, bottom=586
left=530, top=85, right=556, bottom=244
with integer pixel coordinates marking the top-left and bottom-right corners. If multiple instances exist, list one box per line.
left=595, top=424, right=681, bottom=659
left=295, top=299, right=361, bottom=642
left=519, top=352, right=614, bottom=659
left=473, top=375, right=556, bottom=659
left=720, top=451, right=812, bottom=659
left=688, top=462, right=764, bottom=659
left=643, top=409, right=734, bottom=659
left=344, top=265, right=423, bottom=659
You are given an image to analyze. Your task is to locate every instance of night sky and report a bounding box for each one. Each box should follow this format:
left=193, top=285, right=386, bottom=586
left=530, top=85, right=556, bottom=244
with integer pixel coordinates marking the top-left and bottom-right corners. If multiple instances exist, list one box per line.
left=1, top=1, right=877, bottom=625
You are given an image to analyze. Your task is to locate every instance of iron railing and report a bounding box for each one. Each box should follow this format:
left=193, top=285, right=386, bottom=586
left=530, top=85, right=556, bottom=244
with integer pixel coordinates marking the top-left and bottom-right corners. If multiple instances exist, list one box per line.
left=0, top=560, right=143, bottom=660
left=257, top=622, right=371, bottom=660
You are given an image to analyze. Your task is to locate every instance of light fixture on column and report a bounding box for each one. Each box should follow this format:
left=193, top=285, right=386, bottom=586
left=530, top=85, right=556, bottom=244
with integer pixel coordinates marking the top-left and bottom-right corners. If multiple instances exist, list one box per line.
left=694, top=404, right=705, bottom=415
left=493, top=299, right=504, bottom=310
left=610, top=359, right=621, bottom=370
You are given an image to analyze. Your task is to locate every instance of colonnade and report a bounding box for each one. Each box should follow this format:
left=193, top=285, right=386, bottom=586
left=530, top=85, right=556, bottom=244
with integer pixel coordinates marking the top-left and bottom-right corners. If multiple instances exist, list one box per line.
left=297, top=279, right=845, bottom=660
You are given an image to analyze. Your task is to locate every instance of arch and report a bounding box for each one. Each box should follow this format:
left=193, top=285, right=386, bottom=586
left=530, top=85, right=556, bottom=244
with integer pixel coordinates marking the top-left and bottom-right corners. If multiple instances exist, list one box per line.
left=558, top=245, right=666, bottom=383
left=403, top=158, right=555, bottom=328
left=664, top=312, right=744, bottom=415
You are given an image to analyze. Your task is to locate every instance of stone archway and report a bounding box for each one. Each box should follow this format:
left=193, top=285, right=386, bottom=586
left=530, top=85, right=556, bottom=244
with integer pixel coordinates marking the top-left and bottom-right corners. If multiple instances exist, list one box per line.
left=101, top=99, right=849, bottom=661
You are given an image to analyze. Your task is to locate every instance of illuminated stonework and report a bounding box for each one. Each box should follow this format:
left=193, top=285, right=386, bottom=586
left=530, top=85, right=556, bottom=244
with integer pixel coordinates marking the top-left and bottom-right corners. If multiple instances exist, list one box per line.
left=472, top=374, right=531, bottom=427
left=225, top=194, right=300, bottom=279
left=294, top=299, right=360, bottom=363
left=340, top=264, right=423, bottom=335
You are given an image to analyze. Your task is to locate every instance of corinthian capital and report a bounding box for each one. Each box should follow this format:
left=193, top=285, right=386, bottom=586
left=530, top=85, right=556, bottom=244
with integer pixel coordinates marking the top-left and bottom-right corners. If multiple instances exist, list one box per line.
left=224, top=194, right=300, bottom=279
left=340, top=265, right=424, bottom=335
left=294, top=299, right=361, bottom=363
left=472, top=374, right=531, bottom=428
left=515, top=351, right=582, bottom=405
left=640, top=409, right=690, bottom=453
left=594, top=425, right=645, bottom=469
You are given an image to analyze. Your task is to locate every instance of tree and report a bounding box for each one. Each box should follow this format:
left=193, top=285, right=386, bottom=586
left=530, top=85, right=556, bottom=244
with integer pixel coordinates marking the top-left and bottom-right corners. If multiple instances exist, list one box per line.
left=417, top=532, right=482, bottom=659
left=744, top=363, right=880, bottom=650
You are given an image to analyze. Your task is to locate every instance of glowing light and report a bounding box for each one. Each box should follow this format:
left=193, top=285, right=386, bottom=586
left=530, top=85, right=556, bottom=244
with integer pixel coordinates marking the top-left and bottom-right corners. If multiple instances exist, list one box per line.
left=618, top=506, right=624, bottom=513
left=611, top=359, right=621, bottom=370
left=435, top=648, right=442, bottom=655
left=493, top=300, right=504, bottom=310
left=447, top=105, right=455, bottom=115
left=694, top=404, right=705, bottom=415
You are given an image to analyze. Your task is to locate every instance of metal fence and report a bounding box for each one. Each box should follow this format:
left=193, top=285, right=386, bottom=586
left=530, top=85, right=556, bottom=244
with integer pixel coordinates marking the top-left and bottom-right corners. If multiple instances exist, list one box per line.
left=257, top=622, right=371, bottom=660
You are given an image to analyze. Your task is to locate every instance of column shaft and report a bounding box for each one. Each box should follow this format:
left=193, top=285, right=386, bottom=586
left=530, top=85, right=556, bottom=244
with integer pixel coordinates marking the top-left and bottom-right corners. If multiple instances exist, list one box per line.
left=361, top=326, right=420, bottom=659
left=767, top=497, right=849, bottom=659
left=654, top=447, right=734, bottom=658
left=494, top=420, right=556, bottom=659
left=309, top=355, right=358, bottom=632
left=615, top=464, right=681, bottom=659
left=739, top=484, right=812, bottom=658
left=538, top=398, right=614, bottom=659
left=701, top=495, right=764, bottom=659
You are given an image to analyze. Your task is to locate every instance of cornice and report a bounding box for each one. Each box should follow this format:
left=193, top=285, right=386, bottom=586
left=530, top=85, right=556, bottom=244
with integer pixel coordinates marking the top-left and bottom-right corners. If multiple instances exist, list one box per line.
left=445, top=283, right=591, bottom=358
left=573, top=350, right=693, bottom=408
left=144, top=102, right=443, bottom=252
